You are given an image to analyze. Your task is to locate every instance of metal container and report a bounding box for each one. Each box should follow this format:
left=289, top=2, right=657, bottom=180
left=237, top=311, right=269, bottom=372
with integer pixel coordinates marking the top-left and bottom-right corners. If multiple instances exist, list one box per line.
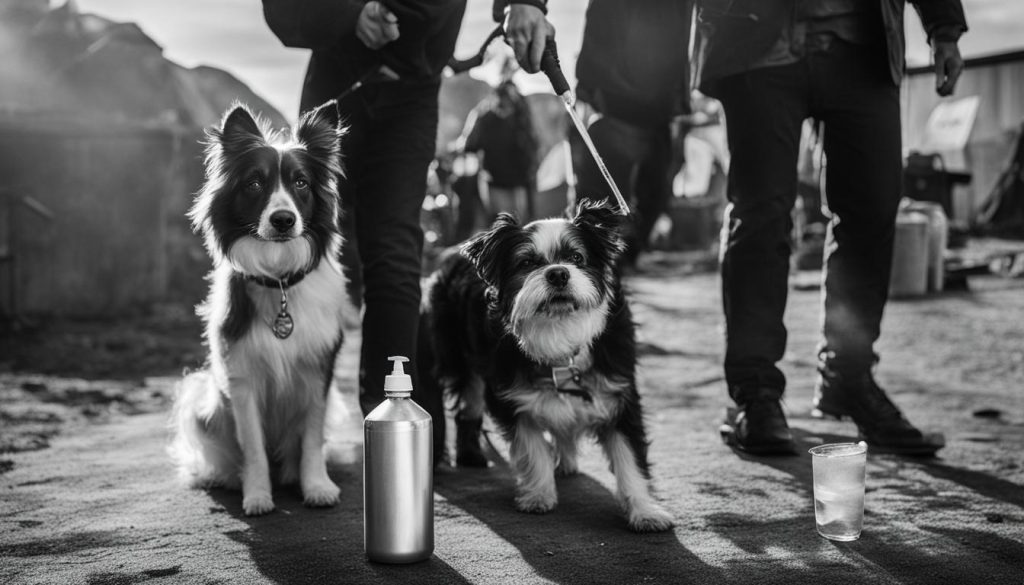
left=890, top=210, right=930, bottom=298
left=363, top=356, right=433, bottom=563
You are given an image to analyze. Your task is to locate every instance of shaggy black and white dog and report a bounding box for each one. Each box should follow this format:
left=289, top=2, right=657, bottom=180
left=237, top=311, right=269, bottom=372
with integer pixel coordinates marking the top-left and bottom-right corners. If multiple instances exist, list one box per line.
left=169, top=101, right=353, bottom=516
left=418, top=201, right=673, bottom=532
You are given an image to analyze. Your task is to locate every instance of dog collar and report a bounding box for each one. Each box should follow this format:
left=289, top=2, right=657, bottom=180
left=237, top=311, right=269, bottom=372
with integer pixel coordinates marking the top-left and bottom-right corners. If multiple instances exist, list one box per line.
left=243, top=264, right=317, bottom=340
left=547, top=354, right=593, bottom=403
left=244, top=269, right=310, bottom=289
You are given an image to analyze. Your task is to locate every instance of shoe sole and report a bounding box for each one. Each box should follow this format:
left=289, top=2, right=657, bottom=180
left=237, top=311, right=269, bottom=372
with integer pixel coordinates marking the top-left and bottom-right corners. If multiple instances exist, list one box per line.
left=719, top=422, right=797, bottom=456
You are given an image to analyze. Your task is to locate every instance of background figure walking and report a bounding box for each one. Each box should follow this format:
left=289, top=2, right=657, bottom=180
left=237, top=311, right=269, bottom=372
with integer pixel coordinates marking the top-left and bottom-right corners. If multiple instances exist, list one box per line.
left=459, top=79, right=539, bottom=223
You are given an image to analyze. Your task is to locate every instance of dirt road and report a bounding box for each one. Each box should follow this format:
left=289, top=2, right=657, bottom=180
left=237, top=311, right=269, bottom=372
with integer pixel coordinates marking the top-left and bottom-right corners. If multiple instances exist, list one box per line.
left=2, top=264, right=1022, bottom=584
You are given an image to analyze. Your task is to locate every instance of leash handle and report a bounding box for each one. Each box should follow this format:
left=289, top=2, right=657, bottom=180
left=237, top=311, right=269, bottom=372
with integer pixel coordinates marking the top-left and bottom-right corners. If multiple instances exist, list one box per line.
left=539, top=38, right=570, bottom=97
left=447, top=24, right=570, bottom=102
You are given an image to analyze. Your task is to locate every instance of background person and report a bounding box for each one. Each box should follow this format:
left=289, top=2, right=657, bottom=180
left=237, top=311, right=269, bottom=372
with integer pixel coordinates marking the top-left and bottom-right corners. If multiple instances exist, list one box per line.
left=458, top=79, right=539, bottom=222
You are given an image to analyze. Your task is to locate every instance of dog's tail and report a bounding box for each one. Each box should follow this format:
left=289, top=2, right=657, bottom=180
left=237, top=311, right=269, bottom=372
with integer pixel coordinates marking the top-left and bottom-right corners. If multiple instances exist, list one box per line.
left=167, top=370, right=241, bottom=490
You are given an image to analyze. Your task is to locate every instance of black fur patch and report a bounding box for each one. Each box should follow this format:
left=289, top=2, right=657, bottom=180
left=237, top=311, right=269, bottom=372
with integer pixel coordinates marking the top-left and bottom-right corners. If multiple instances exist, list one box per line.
left=221, top=272, right=256, bottom=344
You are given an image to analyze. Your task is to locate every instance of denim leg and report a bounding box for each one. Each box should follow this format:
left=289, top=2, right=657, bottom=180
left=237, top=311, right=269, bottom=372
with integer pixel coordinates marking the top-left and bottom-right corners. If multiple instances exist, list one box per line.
left=337, top=84, right=439, bottom=416
left=716, top=66, right=810, bottom=399
left=810, top=44, right=903, bottom=373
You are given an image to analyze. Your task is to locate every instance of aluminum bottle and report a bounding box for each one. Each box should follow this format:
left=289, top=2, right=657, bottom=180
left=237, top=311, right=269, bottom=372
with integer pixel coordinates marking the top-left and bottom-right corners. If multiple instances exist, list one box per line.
left=363, top=356, right=433, bottom=563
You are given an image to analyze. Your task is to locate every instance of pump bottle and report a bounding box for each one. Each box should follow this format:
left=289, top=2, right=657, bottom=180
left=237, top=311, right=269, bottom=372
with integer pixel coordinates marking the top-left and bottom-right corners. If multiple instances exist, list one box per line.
left=363, top=356, right=433, bottom=563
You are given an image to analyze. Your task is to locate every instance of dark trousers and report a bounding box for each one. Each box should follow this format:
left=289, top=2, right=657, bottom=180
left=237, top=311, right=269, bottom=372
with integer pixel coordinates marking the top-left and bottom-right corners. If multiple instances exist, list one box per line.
left=716, top=40, right=903, bottom=399
left=573, top=116, right=673, bottom=266
left=335, top=81, right=440, bottom=417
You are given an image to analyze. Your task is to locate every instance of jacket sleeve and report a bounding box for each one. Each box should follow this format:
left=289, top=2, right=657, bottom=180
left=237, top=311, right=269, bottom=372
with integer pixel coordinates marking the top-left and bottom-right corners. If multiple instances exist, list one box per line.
left=910, top=0, right=968, bottom=42
left=261, top=0, right=365, bottom=49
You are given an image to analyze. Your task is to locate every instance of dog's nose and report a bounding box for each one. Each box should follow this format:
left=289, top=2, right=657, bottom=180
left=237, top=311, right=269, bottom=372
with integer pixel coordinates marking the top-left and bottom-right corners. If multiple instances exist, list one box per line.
left=270, top=210, right=295, bottom=232
left=545, top=266, right=570, bottom=288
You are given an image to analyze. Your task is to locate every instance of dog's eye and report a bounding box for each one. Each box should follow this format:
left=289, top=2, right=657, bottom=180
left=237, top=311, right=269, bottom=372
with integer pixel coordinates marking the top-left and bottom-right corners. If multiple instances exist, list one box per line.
left=518, top=258, right=535, bottom=270
left=245, top=180, right=262, bottom=193
left=570, top=252, right=585, bottom=265
left=294, top=178, right=309, bottom=190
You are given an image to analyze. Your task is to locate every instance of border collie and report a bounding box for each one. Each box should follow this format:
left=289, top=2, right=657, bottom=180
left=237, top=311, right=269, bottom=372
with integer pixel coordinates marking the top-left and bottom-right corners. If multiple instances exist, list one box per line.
left=418, top=201, right=674, bottom=532
left=169, top=101, right=353, bottom=516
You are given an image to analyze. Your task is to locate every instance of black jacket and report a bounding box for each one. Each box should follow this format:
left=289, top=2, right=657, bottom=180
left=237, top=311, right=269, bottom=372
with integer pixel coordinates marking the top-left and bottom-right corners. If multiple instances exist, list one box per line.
left=694, top=0, right=968, bottom=96
left=262, top=0, right=466, bottom=113
left=575, top=0, right=694, bottom=128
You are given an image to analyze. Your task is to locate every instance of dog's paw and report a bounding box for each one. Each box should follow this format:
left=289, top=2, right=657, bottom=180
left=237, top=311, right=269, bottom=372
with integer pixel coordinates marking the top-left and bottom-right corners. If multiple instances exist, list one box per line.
left=242, top=492, right=275, bottom=516
left=627, top=502, right=675, bottom=533
left=303, top=480, right=341, bottom=508
left=515, top=489, right=557, bottom=514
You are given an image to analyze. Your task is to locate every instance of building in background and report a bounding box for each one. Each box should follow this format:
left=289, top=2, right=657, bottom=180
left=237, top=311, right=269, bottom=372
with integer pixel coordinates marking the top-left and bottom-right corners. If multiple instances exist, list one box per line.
left=0, top=0, right=286, bottom=319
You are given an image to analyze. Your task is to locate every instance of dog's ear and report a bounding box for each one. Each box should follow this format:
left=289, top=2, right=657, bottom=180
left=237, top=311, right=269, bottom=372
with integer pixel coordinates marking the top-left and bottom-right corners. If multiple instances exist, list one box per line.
left=212, top=103, right=266, bottom=154
left=200, top=103, right=265, bottom=188
left=573, top=198, right=624, bottom=229
left=296, top=100, right=346, bottom=172
left=209, top=102, right=268, bottom=157
left=461, top=212, right=521, bottom=286
left=572, top=198, right=627, bottom=260
left=302, top=99, right=342, bottom=132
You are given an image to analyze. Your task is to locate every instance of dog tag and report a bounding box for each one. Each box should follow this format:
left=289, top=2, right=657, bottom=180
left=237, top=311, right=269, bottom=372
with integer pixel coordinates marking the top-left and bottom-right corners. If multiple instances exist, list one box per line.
left=272, top=286, right=293, bottom=339
left=552, top=365, right=591, bottom=402
left=552, top=365, right=581, bottom=389
left=272, top=309, right=294, bottom=339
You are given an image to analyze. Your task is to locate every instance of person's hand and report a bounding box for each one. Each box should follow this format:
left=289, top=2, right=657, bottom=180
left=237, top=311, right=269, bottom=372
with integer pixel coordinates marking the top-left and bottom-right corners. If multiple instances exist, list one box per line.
left=356, top=1, right=399, bottom=50
left=933, top=40, right=964, bottom=97
left=503, top=4, right=555, bottom=73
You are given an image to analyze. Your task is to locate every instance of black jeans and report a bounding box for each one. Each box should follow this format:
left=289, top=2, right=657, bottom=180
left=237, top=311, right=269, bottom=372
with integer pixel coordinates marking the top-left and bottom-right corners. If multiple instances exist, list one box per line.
left=573, top=115, right=673, bottom=266
left=335, top=81, right=439, bottom=416
left=716, top=40, right=902, bottom=400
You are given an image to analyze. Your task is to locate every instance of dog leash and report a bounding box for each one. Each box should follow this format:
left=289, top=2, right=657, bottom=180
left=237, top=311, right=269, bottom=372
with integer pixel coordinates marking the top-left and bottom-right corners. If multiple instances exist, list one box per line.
left=335, top=64, right=401, bottom=102
left=448, top=24, right=630, bottom=216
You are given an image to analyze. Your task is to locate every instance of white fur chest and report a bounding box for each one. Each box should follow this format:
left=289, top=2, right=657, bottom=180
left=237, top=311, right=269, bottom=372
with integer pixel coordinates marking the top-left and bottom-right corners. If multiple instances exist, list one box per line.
left=502, top=353, right=629, bottom=436
left=205, top=259, right=352, bottom=392
left=243, top=262, right=348, bottom=356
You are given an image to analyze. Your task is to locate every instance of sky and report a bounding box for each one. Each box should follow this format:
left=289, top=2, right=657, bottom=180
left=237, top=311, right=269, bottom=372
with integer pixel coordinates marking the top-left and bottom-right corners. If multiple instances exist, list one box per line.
left=73, top=0, right=1024, bottom=124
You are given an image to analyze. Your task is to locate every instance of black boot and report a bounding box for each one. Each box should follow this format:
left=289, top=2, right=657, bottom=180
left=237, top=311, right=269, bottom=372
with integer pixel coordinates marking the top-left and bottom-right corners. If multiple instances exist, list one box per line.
left=455, top=415, right=488, bottom=467
left=813, top=368, right=944, bottom=456
left=720, top=387, right=796, bottom=455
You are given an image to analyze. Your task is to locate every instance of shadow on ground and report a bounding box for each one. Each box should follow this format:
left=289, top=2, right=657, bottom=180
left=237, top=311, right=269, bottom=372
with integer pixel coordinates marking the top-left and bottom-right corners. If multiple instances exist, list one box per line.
left=432, top=461, right=727, bottom=585
left=209, top=463, right=470, bottom=585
